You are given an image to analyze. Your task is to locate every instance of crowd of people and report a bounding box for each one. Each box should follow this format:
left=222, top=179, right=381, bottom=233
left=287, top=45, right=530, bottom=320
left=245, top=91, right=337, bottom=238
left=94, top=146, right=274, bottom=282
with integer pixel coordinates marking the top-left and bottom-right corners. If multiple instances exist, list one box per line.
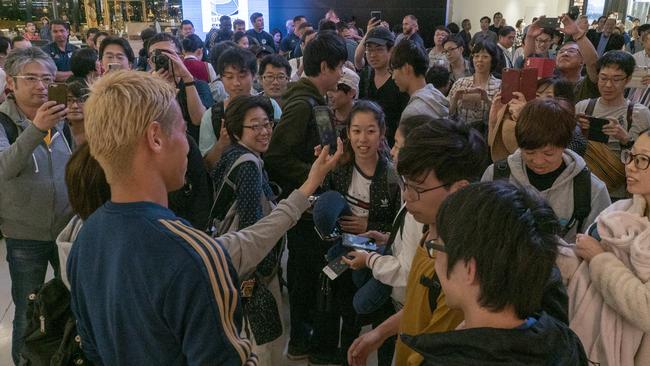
left=1, top=6, right=650, bottom=366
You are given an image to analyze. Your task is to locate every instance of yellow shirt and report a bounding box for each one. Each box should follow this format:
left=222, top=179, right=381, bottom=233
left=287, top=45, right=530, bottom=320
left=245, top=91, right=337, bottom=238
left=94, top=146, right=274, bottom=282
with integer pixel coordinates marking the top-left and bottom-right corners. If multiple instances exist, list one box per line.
left=394, top=236, right=464, bottom=366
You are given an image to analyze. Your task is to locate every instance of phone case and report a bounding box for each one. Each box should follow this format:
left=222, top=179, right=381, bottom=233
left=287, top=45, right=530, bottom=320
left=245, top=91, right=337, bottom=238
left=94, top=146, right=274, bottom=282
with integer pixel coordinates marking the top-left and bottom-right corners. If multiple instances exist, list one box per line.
left=587, top=117, right=610, bottom=144
left=313, top=106, right=337, bottom=153
left=520, top=68, right=538, bottom=102
left=48, top=84, right=67, bottom=106
left=500, top=69, right=519, bottom=103
left=322, top=255, right=349, bottom=280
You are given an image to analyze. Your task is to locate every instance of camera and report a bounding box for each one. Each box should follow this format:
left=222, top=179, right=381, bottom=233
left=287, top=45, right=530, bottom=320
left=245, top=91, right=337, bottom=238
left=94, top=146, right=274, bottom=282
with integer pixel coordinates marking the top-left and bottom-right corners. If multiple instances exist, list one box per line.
left=151, top=49, right=170, bottom=72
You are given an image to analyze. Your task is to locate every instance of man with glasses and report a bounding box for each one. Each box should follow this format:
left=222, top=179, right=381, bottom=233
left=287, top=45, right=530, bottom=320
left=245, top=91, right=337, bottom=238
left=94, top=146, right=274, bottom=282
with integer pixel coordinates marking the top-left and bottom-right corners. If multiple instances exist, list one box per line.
left=442, top=35, right=471, bottom=85
left=428, top=26, right=451, bottom=67
left=517, top=22, right=555, bottom=68
left=347, top=119, right=488, bottom=366
left=0, top=47, right=72, bottom=365
left=41, top=19, right=78, bottom=82
left=354, top=25, right=409, bottom=146
left=576, top=50, right=650, bottom=199
left=400, top=181, right=588, bottom=365
left=98, top=36, right=135, bottom=73
left=258, top=53, right=291, bottom=104
left=497, top=26, right=516, bottom=69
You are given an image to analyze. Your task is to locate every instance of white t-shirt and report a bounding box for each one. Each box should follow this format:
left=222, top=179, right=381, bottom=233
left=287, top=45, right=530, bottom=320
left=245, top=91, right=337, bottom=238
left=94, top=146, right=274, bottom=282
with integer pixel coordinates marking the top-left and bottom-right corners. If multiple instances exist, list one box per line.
left=346, top=165, right=372, bottom=218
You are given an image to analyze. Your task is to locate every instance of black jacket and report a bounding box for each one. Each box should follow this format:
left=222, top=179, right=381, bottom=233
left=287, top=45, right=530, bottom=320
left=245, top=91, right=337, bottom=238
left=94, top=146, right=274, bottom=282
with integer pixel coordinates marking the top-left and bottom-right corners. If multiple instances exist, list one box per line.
left=264, top=78, right=325, bottom=197
left=321, top=157, right=401, bottom=232
left=402, top=312, right=589, bottom=366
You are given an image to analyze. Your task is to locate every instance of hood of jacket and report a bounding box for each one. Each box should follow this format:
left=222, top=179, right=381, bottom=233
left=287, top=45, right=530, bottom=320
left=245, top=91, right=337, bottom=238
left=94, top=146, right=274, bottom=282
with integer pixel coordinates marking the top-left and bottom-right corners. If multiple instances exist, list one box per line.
left=401, top=312, right=588, bottom=366
left=282, top=77, right=326, bottom=106
left=402, top=84, right=450, bottom=120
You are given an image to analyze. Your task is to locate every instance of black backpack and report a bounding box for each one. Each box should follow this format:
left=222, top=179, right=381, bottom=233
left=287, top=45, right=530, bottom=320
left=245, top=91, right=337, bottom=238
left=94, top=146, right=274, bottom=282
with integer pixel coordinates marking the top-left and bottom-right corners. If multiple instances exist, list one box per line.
left=493, top=159, right=592, bottom=235
left=19, top=278, right=91, bottom=366
left=0, top=112, right=72, bottom=146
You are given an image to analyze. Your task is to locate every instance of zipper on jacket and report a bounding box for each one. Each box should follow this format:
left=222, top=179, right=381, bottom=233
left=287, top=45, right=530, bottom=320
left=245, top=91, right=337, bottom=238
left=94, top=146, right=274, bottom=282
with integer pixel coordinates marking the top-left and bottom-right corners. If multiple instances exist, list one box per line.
left=47, top=146, right=55, bottom=236
left=32, top=154, right=39, bottom=173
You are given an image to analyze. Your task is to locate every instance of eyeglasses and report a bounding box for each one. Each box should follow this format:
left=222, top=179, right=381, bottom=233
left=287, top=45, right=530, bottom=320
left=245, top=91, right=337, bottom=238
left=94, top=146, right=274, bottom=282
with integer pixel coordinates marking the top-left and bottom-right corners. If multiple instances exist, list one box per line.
left=598, top=75, right=628, bottom=84
left=557, top=48, right=581, bottom=56
left=424, top=238, right=445, bottom=258
left=365, top=46, right=388, bottom=54
left=243, top=121, right=273, bottom=133
left=400, top=176, right=449, bottom=201
left=13, top=75, right=55, bottom=85
left=67, top=96, right=86, bottom=105
left=442, top=46, right=460, bottom=55
left=261, top=74, right=288, bottom=82
left=621, top=149, right=650, bottom=170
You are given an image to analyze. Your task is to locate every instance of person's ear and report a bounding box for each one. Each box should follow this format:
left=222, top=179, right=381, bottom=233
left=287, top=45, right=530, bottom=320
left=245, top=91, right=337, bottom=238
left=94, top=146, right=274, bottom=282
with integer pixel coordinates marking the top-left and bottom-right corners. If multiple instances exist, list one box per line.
left=320, top=60, right=328, bottom=74
left=449, top=179, right=470, bottom=194
left=464, top=257, right=477, bottom=285
left=6, top=74, right=15, bottom=92
left=146, top=121, right=165, bottom=153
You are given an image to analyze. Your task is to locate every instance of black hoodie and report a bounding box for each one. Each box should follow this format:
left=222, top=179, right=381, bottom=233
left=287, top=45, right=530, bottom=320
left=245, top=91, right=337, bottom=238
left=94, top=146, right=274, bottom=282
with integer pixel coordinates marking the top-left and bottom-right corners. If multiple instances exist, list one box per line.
left=401, top=312, right=589, bottom=366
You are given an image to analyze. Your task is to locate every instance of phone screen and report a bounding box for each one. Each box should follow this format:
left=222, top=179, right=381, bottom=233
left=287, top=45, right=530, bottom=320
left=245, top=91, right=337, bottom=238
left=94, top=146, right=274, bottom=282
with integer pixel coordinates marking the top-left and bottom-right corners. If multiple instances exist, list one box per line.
left=371, top=11, right=382, bottom=21
left=342, top=234, right=377, bottom=251
left=314, top=106, right=337, bottom=153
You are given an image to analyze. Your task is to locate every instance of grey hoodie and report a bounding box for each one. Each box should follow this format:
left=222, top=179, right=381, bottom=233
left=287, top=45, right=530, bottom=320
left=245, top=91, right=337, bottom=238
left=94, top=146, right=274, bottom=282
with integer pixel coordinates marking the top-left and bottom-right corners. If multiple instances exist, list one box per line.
left=400, top=84, right=450, bottom=121
left=0, top=97, right=72, bottom=241
left=482, top=149, right=611, bottom=243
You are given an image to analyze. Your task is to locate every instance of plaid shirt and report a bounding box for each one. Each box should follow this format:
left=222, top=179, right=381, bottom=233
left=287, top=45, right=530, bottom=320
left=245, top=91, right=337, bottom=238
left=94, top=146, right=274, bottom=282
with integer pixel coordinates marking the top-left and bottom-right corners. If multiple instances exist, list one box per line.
left=449, top=75, right=501, bottom=124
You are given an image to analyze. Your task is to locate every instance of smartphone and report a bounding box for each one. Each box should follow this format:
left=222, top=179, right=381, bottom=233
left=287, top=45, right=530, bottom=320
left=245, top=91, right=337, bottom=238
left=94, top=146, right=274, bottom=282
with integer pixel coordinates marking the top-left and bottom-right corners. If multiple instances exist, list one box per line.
left=342, top=233, right=378, bottom=251
left=48, top=83, right=68, bottom=106
left=370, top=11, right=382, bottom=21
left=568, top=6, right=580, bottom=21
left=500, top=69, right=519, bottom=103
left=586, top=116, right=610, bottom=144
left=313, top=106, right=337, bottom=153
left=519, top=68, right=538, bottom=102
left=108, top=63, right=123, bottom=72
left=539, top=17, right=560, bottom=29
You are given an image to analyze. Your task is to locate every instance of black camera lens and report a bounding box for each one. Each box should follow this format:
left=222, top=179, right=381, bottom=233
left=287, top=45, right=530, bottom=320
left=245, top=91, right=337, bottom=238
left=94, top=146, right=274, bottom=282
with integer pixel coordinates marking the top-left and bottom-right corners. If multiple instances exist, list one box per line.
left=152, top=49, right=170, bottom=72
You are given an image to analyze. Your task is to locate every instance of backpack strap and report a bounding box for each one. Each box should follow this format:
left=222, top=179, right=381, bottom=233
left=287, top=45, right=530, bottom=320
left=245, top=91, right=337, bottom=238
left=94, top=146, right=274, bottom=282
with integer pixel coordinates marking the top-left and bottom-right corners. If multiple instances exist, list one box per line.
left=210, top=102, right=226, bottom=140
left=567, top=167, right=592, bottom=235
left=493, top=159, right=511, bottom=180
left=584, top=98, right=597, bottom=116
left=626, top=101, right=635, bottom=132
left=0, top=112, right=19, bottom=144
left=420, top=273, right=442, bottom=313
left=382, top=205, right=408, bottom=256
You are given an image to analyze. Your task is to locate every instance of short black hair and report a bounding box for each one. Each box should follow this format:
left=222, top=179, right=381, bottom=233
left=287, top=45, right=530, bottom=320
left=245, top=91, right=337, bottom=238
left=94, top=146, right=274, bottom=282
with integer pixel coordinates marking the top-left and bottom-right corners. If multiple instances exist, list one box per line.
left=259, top=53, right=291, bottom=76
left=390, top=39, right=429, bottom=77
left=443, top=34, right=465, bottom=48
left=233, top=31, right=248, bottom=44
left=597, top=50, right=636, bottom=77
left=434, top=25, right=451, bottom=36
left=217, top=47, right=257, bottom=76
left=302, top=30, right=347, bottom=77
left=50, top=19, right=70, bottom=31
left=210, top=40, right=237, bottom=72
left=447, top=22, right=460, bottom=34
left=233, top=19, right=245, bottom=27
left=140, top=27, right=157, bottom=42
left=606, top=34, right=626, bottom=52
left=470, top=41, right=500, bottom=73
left=220, top=15, right=231, bottom=22
left=181, top=19, right=194, bottom=28
left=537, top=77, right=576, bottom=103
left=425, top=65, right=451, bottom=89
left=598, top=15, right=607, bottom=22
left=147, top=32, right=182, bottom=54
left=70, top=48, right=98, bottom=78
left=86, top=27, right=99, bottom=38
left=250, top=12, right=263, bottom=24
left=493, top=12, right=503, bottom=18
left=398, top=115, right=432, bottom=139
left=92, top=32, right=109, bottom=46
left=480, top=16, right=491, bottom=23
left=182, top=34, right=204, bottom=53
left=66, top=76, right=89, bottom=99
left=397, top=119, right=488, bottom=185
left=293, top=15, right=306, bottom=23
left=0, top=36, right=10, bottom=55
left=319, top=20, right=337, bottom=31
left=437, top=181, right=560, bottom=319
left=225, top=95, right=274, bottom=141
left=298, top=22, right=313, bottom=31
left=516, top=98, right=576, bottom=149
left=99, top=36, right=136, bottom=64
left=638, top=23, right=650, bottom=34
left=10, top=35, right=27, bottom=47
left=499, top=26, right=516, bottom=37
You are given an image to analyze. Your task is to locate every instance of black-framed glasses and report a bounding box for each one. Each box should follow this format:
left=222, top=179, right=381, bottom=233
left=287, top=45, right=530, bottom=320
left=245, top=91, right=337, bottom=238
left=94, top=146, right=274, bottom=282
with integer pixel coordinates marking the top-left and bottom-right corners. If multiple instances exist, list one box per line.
left=400, top=176, right=449, bottom=201
left=243, top=121, right=273, bottom=133
left=442, top=46, right=460, bottom=55
left=261, top=74, right=288, bottom=82
left=622, top=149, right=650, bottom=170
left=424, top=238, right=445, bottom=258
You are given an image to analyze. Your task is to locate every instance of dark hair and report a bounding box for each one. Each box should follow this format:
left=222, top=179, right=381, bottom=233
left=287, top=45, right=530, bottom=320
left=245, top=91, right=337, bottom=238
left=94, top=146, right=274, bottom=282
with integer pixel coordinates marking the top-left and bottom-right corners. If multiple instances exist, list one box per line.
left=70, top=48, right=98, bottom=78
left=302, top=30, right=347, bottom=77
left=0, top=36, right=10, bottom=55
left=638, top=23, right=650, bottom=35
left=342, top=100, right=388, bottom=164
left=398, top=115, right=434, bottom=139
left=271, top=28, right=282, bottom=39
left=443, top=34, right=465, bottom=48
left=425, top=65, right=451, bottom=89
left=397, top=119, right=488, bottom=185
left=10, top=35, right=27, bottom=47
left=180, top=19, right=194, bottom=28
left=447, top=22, right=460, bottom=34
left=65, top=143, right=111, bottom=220
left=336, top=22, right=350, bottom=33
left=538, top=27, right=555, bottom=39
left=99, top=36, right=136, bottom=65
left=470, top=41, right=500, bottom=73
left=86, top=27, right=99, bottom=38
left=92, top=31, right=109, bottom=46
left=607, top=34, right=626, bottom=52
left=250, top=12, right=263, bottom=24
left=217, top=47, right=257, bottom=76
left=66, top=76, right=89, bottom=99
left=493, top=12, right=503, bottom=18
left=293, top=15, right=306, bottom=23
left=181, top=34, right=204, bottom=53
left=148, top=32, right=182, bottom=53
left=140, top=27, right=157, bottom=43
left=301, top=29, right=316, bottom=43
left=319, top=20, right=337, bottom=31
left=598, top=16, right=607, bottom=22
left=437, top=180, right=560, bottom=319
left=259, top=53, right=291, bottom=76
left=435, top=25, right=451, bottom=36
left=298, top=22, right=313, bottom=32
left=499, top=26, right=516, bottom=37
left=224, top=95, right=274, bottom=141
left=210, top=40, right=237, bottom=72
left=390, top=39, right=429, bottom=77
left=50, top=19, right=70, bottom=31
left=220, top=15, right=231, bottom=22
left=537, top=77, right=576, bottom=103
left=233, top=31, right=248, bottom=44
left=480, top=16, right=491, bottom=23
left=233, top=19, right=245, bottom=27
left=516, top=98, right=576, bottom=149
left=597, top=50, right=636, bottom=77
left=516, top=19, right=524, bottom=28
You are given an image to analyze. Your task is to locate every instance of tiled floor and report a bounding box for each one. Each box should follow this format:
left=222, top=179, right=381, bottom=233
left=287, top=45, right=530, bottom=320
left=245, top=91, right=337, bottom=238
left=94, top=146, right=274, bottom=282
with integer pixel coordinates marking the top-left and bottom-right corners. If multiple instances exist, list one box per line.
left=0, top=241, right=377, bottom=366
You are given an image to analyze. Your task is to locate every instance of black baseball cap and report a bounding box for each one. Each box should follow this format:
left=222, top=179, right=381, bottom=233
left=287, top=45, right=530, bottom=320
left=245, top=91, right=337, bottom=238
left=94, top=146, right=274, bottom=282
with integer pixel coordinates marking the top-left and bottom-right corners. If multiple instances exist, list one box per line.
left=365, top=26, right=395, bottom=46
